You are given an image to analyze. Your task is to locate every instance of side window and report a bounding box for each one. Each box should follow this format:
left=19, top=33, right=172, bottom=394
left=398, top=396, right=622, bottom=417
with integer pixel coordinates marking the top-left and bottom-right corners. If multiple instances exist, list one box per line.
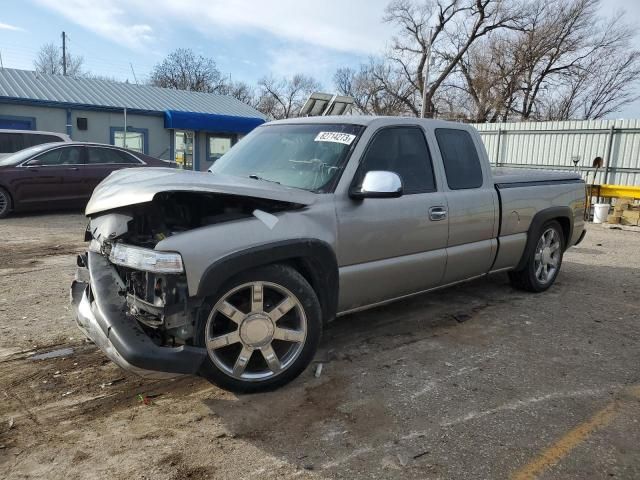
left=435, top=128, right=483, bottom=190
left=87, top=147, right=137, bottom=164
left=355, top=127, right=436, bottom=194
left=29, top=147, right=83, bottom=166
left=113, top=150, right=142, bottom=164
left=0, top=133, right=24, bottom=153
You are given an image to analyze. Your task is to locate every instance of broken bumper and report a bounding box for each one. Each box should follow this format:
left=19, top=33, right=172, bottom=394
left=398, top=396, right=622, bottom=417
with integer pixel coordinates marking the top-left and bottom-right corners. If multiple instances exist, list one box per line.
left=71, top=251, right=206, bottom=378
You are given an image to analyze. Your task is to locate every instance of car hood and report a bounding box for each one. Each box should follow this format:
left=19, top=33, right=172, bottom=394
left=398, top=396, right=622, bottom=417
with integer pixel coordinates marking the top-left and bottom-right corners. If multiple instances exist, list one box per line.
left=85, top=167, right=317, bottom=215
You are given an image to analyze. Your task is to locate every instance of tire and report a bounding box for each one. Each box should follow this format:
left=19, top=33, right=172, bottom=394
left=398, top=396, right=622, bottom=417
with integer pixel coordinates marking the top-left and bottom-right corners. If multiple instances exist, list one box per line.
left=195, top=263, right=322, bottom=393
left=0, top=187, right=12, bottom=219
left=509, top=220, right=565, bottom=293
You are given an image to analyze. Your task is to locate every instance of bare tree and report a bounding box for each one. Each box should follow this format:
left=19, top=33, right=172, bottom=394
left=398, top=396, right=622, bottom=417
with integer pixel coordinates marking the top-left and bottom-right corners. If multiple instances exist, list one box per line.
left=150, top=48, right=224, bottom=92
left=217, top=79, right=258, bottom=107
left=256, top=74, right=321, bottom=119
left=383, top=0, right=526, bottom=117
left=34, top=42, right=84, bottom=77
left=449, top=0, right=640, bottom=121
left=335, top=64, right=415, bottom=115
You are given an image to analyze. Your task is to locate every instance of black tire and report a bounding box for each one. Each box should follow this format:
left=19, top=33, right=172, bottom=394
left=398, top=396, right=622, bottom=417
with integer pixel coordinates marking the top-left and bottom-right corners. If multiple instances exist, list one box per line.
left=0, top=187, right=12, bottom=219
left=509, top=220, right=565, bottom=293
left=195, top=263, right=322, bottom=393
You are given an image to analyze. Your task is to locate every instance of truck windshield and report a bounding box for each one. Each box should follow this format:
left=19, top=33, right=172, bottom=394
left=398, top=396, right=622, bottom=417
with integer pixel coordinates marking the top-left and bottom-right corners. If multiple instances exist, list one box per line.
left=209, top=123, right=364, bottom=192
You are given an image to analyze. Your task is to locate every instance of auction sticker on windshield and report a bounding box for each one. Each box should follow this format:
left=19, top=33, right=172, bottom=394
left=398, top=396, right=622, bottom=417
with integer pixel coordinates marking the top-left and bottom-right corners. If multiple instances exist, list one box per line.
left=314, top=131, right=356, bottom=145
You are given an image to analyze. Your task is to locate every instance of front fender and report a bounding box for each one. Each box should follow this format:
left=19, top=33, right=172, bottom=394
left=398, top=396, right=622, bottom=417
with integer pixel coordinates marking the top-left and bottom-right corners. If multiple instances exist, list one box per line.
left=197, top=239, right=339, bottom=323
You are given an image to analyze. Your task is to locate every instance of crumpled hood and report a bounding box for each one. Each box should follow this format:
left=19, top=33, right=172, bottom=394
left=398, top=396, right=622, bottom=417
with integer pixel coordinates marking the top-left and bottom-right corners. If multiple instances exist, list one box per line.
left=85, top=167, right=316, bottom=215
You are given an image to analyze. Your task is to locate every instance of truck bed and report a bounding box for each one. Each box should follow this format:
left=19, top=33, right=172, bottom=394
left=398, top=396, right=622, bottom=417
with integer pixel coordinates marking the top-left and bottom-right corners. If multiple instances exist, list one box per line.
left=492, top=167, right=582, bottom=187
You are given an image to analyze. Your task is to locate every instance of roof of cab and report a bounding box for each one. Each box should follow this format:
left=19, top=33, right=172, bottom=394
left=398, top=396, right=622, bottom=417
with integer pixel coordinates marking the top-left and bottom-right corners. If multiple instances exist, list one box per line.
left=265, top=115, right=472, bottom=130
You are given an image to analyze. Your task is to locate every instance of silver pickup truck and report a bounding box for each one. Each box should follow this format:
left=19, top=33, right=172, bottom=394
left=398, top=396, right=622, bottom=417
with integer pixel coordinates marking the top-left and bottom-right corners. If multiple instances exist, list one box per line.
left=71, top=116, right=586, bottom=392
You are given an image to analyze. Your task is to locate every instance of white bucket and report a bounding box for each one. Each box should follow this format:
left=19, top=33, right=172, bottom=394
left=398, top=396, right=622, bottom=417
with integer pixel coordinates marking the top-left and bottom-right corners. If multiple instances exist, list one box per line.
left=593, top=203, right=610, bottom=224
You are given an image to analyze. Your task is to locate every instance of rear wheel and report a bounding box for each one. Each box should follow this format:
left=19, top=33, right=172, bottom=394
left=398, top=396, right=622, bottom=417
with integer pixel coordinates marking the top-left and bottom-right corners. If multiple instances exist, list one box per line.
left=509, top=220, right=564, bottom=292
left=0, top=188, right=12, bottom=219
left=196, top=264, right=322, bottom=393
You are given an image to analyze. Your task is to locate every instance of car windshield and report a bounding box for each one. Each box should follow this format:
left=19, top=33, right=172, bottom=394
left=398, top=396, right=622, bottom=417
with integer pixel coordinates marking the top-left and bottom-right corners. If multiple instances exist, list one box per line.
left=209, top=123, right=364, bottom=192
left=0, top=143, right=64, bottom=166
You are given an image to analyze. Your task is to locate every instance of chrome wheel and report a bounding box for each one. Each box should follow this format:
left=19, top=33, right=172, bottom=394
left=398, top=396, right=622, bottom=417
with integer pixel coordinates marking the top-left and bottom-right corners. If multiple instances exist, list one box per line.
left=534, top=227, right=561, bottom=284
left=205, top=281, right=307, bottom=382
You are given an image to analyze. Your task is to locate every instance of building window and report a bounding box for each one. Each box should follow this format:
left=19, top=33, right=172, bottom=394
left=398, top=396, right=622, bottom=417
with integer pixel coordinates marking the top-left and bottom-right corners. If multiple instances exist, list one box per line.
left=110, top=127, right=148, bottom=154
left=0, top=115, right=36, bottom=130
left=208, top=134, right=234, bottom=163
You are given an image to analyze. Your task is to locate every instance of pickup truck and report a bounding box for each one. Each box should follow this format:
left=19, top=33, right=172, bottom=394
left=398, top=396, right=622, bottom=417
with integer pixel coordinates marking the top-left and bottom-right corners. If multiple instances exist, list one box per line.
left=71, top=116, right=587, bottom=392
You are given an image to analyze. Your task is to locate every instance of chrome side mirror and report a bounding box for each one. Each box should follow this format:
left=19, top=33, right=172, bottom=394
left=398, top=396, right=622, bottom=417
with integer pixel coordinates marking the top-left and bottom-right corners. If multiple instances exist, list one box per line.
left=350, top=170, right=403, bottom=199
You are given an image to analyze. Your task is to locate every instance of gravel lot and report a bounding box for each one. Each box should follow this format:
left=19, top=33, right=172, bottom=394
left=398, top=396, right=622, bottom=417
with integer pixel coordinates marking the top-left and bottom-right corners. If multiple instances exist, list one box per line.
left=1, top=212, right=639, bottom=479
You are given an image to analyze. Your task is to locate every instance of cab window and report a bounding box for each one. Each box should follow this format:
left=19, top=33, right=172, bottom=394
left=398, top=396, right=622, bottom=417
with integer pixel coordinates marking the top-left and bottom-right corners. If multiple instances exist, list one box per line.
left=435, top=129, right=483, bottom=190
left=354, top=126, right=436, bottom=194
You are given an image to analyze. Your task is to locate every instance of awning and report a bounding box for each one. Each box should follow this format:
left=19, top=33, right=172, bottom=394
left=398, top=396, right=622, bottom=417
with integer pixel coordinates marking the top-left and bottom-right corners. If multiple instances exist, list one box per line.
left=164, top=110, right=265, bottom=134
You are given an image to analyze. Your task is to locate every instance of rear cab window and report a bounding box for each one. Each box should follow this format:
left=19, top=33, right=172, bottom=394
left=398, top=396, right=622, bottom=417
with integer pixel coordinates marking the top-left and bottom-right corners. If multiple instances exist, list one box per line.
left=435, top=128, right=483, bottom=190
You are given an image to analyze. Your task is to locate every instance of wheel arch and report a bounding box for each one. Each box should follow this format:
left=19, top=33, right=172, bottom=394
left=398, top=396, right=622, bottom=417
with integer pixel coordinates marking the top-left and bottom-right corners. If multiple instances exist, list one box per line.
left=196, top=239, right=339, bottom=324
left=514, top=207, right=573, bottom=271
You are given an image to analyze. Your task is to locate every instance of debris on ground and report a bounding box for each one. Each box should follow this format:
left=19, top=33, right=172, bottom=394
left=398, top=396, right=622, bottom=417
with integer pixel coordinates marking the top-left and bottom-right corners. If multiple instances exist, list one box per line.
left=452, top=313, right=472, bottom=323
left=100, top=377, right=125, bottom=389
left=314, top=363, right=323, bottom=378
left=29, top=347, right=74, bottom=361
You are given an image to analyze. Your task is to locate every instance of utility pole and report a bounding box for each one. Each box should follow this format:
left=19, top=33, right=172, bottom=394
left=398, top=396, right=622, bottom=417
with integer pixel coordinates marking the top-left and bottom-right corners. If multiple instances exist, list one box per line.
left=420, top=28, right=433, bottom=119
left=62, top=31, right=67, bottom=76
left=123, top=107, right=128, bottom=149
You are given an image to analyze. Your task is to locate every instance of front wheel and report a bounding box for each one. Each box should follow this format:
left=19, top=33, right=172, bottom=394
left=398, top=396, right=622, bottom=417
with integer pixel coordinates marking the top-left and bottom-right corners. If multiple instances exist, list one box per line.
left=509, top=220, right=565, bottom=292
left=196, top=264, right=322, bottom=393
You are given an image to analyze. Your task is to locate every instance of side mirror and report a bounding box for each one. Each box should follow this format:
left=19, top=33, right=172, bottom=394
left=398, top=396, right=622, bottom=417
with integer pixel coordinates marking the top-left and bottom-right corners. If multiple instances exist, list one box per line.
left=350, top=170, right=403, bottom=199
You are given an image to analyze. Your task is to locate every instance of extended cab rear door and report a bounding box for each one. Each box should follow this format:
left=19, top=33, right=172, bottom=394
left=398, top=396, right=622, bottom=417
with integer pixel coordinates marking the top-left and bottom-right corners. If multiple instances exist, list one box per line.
left=431, top=127, right=498, bottom=283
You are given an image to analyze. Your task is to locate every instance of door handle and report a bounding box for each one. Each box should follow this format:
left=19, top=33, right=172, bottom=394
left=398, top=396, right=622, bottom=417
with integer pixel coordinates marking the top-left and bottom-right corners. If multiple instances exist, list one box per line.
left=429, top=206, right=447, bottom=221
left=67, top=167, right=79, bottom=171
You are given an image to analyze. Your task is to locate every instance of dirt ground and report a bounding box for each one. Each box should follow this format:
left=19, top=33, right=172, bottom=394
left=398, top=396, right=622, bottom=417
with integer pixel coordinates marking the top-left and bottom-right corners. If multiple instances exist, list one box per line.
left=1, top=211, right=639, bottom=479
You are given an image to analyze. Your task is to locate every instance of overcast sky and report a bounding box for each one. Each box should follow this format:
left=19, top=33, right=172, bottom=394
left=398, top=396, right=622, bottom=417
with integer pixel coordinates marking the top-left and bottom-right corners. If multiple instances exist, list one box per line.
left=1, top=0, right=639, bottom=118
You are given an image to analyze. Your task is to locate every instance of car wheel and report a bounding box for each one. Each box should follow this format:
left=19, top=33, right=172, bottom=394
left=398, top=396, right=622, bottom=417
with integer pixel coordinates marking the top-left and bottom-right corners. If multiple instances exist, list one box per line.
left=0, top=188, right=12, bottom=219
left=509, top=220, right=565, bottom=292
left=196, top=264, right=322, bottom=393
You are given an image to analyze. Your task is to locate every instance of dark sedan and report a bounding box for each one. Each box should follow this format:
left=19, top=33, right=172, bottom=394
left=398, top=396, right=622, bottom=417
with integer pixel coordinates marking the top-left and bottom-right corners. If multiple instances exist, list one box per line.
left=0, top=142, right=171, bottom=218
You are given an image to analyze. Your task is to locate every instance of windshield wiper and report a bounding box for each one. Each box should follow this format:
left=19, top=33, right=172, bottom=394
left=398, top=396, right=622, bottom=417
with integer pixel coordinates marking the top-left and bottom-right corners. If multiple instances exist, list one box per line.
left=248, top=174, right=280, bottom=185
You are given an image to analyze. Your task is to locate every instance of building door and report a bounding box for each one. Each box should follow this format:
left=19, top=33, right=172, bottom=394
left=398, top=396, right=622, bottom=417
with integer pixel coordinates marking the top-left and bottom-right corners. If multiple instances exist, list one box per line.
left=174, top=130, right=194, bottom=170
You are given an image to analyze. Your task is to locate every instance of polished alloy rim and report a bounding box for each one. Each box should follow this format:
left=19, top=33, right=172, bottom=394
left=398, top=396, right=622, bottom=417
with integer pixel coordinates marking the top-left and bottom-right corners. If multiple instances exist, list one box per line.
left=534, top=227, right=561, bottom=284
left=0, top=191, right=7, bottom=216
left=205, top=281, right=307, bottom=381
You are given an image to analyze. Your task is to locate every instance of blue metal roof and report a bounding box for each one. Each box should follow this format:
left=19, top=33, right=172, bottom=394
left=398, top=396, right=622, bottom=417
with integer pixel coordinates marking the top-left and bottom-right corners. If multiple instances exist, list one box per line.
left=0, top=68, right=265, bottom=119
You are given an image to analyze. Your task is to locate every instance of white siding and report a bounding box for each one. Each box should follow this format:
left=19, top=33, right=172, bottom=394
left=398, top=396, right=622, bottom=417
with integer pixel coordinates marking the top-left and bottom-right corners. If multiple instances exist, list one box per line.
left=473, top=119, right=640, bottom=186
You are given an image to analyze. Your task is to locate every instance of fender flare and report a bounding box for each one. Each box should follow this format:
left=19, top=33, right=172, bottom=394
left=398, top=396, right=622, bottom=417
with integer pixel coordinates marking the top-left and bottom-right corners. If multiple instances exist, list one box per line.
left=196, top=239, right=339, bottom=323
left=514, top=206, right=573, bottom=271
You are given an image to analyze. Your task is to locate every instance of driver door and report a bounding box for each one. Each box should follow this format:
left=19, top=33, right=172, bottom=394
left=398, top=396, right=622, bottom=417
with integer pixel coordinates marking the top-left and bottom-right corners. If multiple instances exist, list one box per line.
left=335, top=126, right=449, bottom=312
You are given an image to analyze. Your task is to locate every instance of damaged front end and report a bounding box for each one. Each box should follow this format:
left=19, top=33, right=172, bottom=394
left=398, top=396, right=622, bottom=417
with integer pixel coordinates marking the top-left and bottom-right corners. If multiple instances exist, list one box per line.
left=71, top=189, right=304, bottom=377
